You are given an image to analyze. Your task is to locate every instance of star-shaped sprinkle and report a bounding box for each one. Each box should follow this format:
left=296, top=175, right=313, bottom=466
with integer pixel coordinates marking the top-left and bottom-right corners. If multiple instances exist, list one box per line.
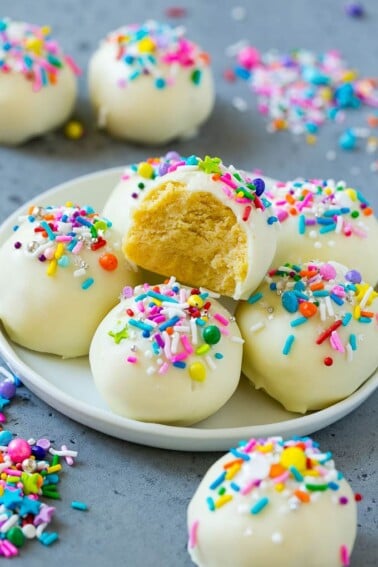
left=108, top=324, right=129, bottom=344
left=0, top=488, right=23, bottom=510
left=34, top=503, right=56, bottom=526
left=355, top=284, right=378, bottom=306
left=198, top=155, right=222, bottom=174
left=18, top=496, right=42, bottom=517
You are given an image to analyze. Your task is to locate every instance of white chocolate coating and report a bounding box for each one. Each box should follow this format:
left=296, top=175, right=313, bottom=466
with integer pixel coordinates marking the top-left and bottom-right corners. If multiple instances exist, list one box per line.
left=89, top=280, right=243, bottom=425
left=0, top=204, right=141, bottom=357
left=188, top=436, right=357, bottom=567
left=235, top=261, right=378, bottom=413
left=0, top=20, right=78, bottom=145
left=88, top=21, right=214, bottom=144
left=268, top=179, right=378, bottom=285
left=103, top=154, right=277, bottom=300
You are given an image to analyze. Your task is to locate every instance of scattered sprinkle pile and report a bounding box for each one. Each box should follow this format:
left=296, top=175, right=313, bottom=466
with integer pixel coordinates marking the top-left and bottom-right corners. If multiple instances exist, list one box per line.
left=247, top=261, right=378, bottom=363
left=189, top=435, right=362, bottom=565
left=109, top=278, right=243, bottom=382
left=267, top=178, right=374, bottom=241
left=0, top=366, right=82, bottom=557
left=12, top=203, right=121, bottom=289
left=102, top=20, right=210, bottom=89
left=0, top=18, right=80, bottom=91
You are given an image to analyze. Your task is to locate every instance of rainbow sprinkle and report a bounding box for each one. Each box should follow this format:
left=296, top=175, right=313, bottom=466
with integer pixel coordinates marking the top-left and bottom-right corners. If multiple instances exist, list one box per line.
left=107, top=278, right=242, bottom=381
left=0, top=19, right=80, bottom=92
left=267, top=179, right=375, bottom=239
left=249, top=261, right=378, bottom=365
left=12, top=203, right=122, bottom=288
left=102, top=20, right=210, bottom=89
left=190, top=436, right=359, bottom=557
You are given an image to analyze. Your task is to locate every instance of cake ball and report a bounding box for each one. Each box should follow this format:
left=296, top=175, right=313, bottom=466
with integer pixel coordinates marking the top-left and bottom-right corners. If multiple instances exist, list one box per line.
left=235, top=260, right=378, bottom=413
left=0, top=18, right=80, bottom=145
left=88, top=20, right=214, bottom=144
left=268, top=178, right=378, bottom=285
left=0, top=203, right=141, bottom=357
left=187, top=436, right=357, bottom=567
left=89, top=279, right=243, bottom=425
left=113, top=154, right=277, bottom=300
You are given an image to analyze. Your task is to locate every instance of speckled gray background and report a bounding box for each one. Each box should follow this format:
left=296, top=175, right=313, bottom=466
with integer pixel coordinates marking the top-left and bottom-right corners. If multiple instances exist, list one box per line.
left=0, top=1, right=377, bottom=565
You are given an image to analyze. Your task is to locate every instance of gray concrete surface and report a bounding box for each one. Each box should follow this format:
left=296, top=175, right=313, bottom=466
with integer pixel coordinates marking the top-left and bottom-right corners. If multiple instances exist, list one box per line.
left=0, top=1, right=377, bottom=565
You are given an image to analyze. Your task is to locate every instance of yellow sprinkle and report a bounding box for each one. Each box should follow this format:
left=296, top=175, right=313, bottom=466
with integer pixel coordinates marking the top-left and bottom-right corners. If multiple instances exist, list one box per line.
left=0, top=485, right=4, bottom=495
left=353, top=305, right=361, bottom=319
left=342, top=70, right=357, bottom=82
left=138, top=37, right=156, bottom=53
left=0, top=474, right=6, bottom=481
left=137, top=162, right=154, bottom=179
left=225, top=464, right=241, bottom=480
left=303, top=469, right=320, bottom=477
left=65, top=201, right=74, bottom=207
left=324, top=187, right=333, bottom=195
left=275, top=483, right=285, bottom=492
left=345, top=188, right=357, bottom=201
left=25, top=37, right=43, bottom=55
left=189, top=362, right=206, bottom=382
left=256, top=442, right=273, bottom=453
left=64, top=120, right=84, bottom=140
left=41, top=26, right=51, bottom=36
left=280, top=447, right=307, bottom=471
left=187, top=295, right=204, bottom=308
left=94, top=220, right=108, bottom=231
left=215, top=494, right=233, bottom=508
left=320, top=87, right=333, bottom=101
left=306, top=134, right=317, bottom=145
left=47, top=464, right=62, bottom=474
left=47, top=259, right=57, bottom=276
left=54, top=243, right=64, bottom=260
left=195, top=344, right=210, bottom=355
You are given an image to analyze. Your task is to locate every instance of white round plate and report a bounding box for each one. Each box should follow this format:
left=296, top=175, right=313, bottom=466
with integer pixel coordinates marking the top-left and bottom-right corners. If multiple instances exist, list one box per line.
left=0, top=168, right=377, bottom=452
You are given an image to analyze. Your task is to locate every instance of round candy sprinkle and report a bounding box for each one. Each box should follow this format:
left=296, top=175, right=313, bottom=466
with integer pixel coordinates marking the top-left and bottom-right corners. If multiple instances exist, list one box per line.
left=7, top=438, right=32, bottom=463
left=324, top=357, right=334, bottom=366
left=99, top=253, right=118, bottom=271
left=64, top=120, right=85, bottom=140
left=202, top=325, right=222, bottom=345
left=189, top=362, right=206, bottom=382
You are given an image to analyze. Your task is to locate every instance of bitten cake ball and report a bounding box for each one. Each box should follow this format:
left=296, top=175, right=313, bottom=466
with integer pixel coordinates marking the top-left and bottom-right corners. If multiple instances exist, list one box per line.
left=187, top=436, right=357, bottom=567
left=88, top=21, right=214, bottom=144
left=268, top=178, right=378, bottom=285
left=0, top=18, right=80, bottom=145
left=89, top=279, right=243, bottom=425
left=235, top=261, right=378, bottom=413
left=114, top=154, right=277, bottom=300
left=0, top=203, right=141, bottom=357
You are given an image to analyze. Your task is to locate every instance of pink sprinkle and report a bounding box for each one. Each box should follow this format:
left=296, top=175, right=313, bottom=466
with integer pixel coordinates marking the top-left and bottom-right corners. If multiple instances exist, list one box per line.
left=180, top=335, right=194, bottom=354
left=330, top=330, right=345, bottom=353
left=3, top=468, right=22, bottom=477
left=171, top=352, right=188, bottom=363
left=61, top=445, right=74, bottom=466
left=127, top=356, right=138, bottom=364
left=220, top=173, right=238, bottom=189
left=55, top=235, right=72, bottom=242
left=272, top=471, right=290, bottom=484
left=276, top=210, right=289, bottom=222
left=137, top=301, right=145, bottom=313
left=240, top=479, right=260, bottom=495
left=340, top=545, right=350, bottom=566
left=297, top=192, right=313, bottom=210
left=158, top=362, right=169, bottom=375
left=188, top=520, right=199, bottom=549
left=72, top=241, right=83, bottom=254
left=214, top=313, right=229, bottom=326
left=352, top=226, right=368, bottom=238
left=243, top=438, right=257, bottom=453
left=0, top=413, right=6, bottom=423
left=64, top=54, right=82, bottom=76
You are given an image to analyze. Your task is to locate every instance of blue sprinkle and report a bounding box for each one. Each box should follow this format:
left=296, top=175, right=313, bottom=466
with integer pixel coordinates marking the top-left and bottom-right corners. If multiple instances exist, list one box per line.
left=282, top=335, right=295, bottom=355
left=312, top=290, right=329, bottom=297
left=247, top=292, right=263, bottom=304
left=342, top=313, right=352, bottom=326
left=330, top=293, right=344, bottom=306
left=349, top=334, right=357, bottom=351
left=71, top=501, right=88, bottom=511
left=230, top=448, right=250, bottom=461
left=147, top=291, right=178, bottom=304
left=40, top=221, right=56, bottom=240
left=81, top=278, right=94, bottom=290
left=267, top=216, right=278, bottom=225
left=155, top=77, right=166, bottom=89
left=317, top=217, right=335, bottom=225
left=328, top=482, right=340, bottom=491
left=214, top=353, right=223, bottom=359
left=186, top=155, right=199, bottom=165
left=230, top=482, right=240, bottom=492
left=323, top=209, right=343, bottom=217
left=358, top=317, right=372, bottom=324
left=289, top=466, right=303, bottom=482
left=298, top=214, right=306, bottom=234
left=250, top=497, right=269, bottom=515
left=206, top=497, right=215, bottom=511
left=319, top=223, right=337, bottom=234
left=294, top=281, right=306, bottom=292
left=76, top=215, right=92, bottom=227
left=195, top=318, right=206, bottom=327
left=269, top=283, right=277, bottom=291
left=209, top=471, right=226, bottom=490
left=281, top=291, right=299, bottom=313
left=159, top=316, right=180, bottom=331
left=129, top=319, right=154, bottom=332
left=173, top=361, right=186, bottom=369
left=290, top=316, right=308, bottom=327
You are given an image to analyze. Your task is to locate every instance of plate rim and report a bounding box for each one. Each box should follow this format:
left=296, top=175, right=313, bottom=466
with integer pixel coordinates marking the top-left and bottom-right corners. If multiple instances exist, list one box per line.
left=0, top=167, right=377, bottom=451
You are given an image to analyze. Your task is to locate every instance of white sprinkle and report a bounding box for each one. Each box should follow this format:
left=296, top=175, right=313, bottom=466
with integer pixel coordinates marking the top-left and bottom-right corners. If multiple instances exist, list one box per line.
left=232, top=96, right=248, bottom=112
left=346, top=343, right=353, bottom=362
left=325, top=296, right=334, bottom=317
left=327, top=240, right=335, bottom=247
left=190, top=318, right=198, bottom=345
left=73, top=267, right=86, bottom=278
left=335, top=215, right=343, bottom=234
left=271, top=531, right=283, bottom=544
left=36, top=522, right=48, bottom=537
left=22, top=523, right=37, bottom=539
left=27, top=438, right=36, bottom=445
left=146, top=366, right=156, bottom=375
left=171, top=332, right=180, bottom=354
left=314, top=241, right=322, bottom=249
left=173, top=325, right=190, bottom=333
left=249, top=321, right=265, bottom=332
left=0, top=514, right=19, bottom=533
left=359, top=286, right=373, bottom=309
left=309, top=230, right=318, bottom=239
left=205, top=355, right=216, bottom=370
left=49, top=448, right=78, bottom=457
left=231, top=336, right=245, bottom=343
left=144, top=350, right=153, bottom=359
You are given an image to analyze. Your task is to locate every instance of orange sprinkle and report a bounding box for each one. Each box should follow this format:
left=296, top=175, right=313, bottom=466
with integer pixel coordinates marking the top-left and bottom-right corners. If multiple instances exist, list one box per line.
left=269, top=464, right=286, bottom=478
left=166, top=327, right=174, bottom=335
left=299, top=269, right=318, bottom=278
left=212, top=173, right=221, bottom=181
left=362, top=207, right=373, bottom=216
left=99, top=253, right=118, bottom=271
left=223, top=459, right=244, bottom=470
left=309, top=282, right=324, bottom=291
left=199, top=52, right=211, bottom=65
left=299, top=301, right=317, bottom=318
left=289, top=207, right=298, bottom=216
left=285, top=194, right=296, bottom=205
left=294, top=489, right=310, bottom=503
left=360, top=310, right=374, bottom=318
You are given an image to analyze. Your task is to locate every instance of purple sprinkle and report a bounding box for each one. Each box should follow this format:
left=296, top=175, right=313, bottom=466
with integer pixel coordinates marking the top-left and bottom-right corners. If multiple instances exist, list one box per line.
left=339, top=496, right=349, bottom=505
left=38, top=255, right=46, bottom=262
left=122, top=286, right=134, bottom=299
left=165, top=151, right=181, bottom=160
left=305, top=218, right=317, bottom=225
left=158, top=162, right=170, bottom=176
left=345, top=269, right=362, bottom=283
left=253, top=178, right=265, bottom=196
left=131, top=192, right=138, bottom=199
left=345, top=2, right=364, bottom=17
left=13, top=241, right=22, bottom=249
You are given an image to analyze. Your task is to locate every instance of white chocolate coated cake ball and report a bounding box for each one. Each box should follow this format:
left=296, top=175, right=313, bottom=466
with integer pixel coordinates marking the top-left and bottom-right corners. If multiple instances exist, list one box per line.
left=0, top=203, right=141, bottom=357
left=89, top=279, right=243, bottom=425
left=268, top=178, right=378, bottom=285
left=0, top=19, right=79, bottom=145
left=235, top=260, right=378, bottom=413
left=108, top=154, right=277, bottom=300
left=88, top=21, right=214, bottom=144
left=187, top=436, right=357, bottom=567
